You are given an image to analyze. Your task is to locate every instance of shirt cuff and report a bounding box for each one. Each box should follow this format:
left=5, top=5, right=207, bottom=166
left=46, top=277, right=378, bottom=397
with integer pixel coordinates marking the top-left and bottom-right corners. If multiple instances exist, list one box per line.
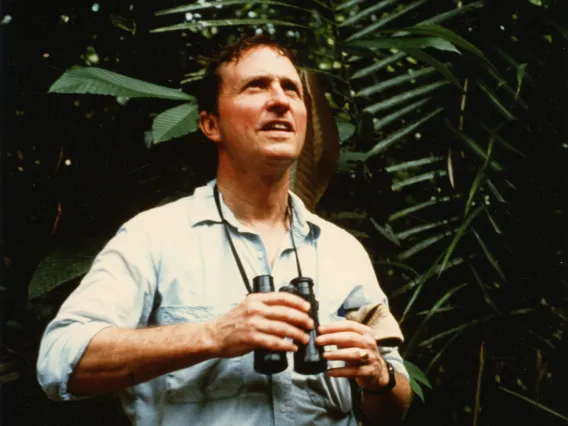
left=38, top=320, right=114, bottom=401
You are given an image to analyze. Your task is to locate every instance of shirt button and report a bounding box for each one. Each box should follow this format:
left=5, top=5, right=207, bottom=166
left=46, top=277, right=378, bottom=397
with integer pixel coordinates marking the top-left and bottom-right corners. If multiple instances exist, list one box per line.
left=279, top=404, right=286, bottom=413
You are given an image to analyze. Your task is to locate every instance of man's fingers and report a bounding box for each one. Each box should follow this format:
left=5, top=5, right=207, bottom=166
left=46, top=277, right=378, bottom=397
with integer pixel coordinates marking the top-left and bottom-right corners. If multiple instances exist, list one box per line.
left=326, top=365, right=375, bottom=378
left=259, top=305, right=313, bottom=330
left=316, top=331, right=375, bottom=349
left=318, top=320, right=373, bottom=336
left=256, top=292, right=311, bottom=312
left=323, top=348, right=371, bottom=363
left=253, top=318, right=310, bottom=344
left=250, top=332, right=298, bottom=352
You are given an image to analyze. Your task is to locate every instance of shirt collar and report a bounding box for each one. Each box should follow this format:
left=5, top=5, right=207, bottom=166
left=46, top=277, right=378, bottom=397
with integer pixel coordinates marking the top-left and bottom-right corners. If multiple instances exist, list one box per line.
left=190, top=179, right=321, bottom=239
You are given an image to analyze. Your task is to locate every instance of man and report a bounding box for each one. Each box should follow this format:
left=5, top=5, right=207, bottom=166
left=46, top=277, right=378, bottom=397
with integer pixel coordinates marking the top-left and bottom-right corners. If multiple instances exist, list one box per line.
left=37, top=36, right=412, bottom=425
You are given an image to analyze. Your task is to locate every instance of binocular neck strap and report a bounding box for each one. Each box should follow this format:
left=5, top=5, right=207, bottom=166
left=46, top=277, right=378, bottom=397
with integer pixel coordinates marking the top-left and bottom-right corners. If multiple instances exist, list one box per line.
left=213, top=184, right=303, bottom=294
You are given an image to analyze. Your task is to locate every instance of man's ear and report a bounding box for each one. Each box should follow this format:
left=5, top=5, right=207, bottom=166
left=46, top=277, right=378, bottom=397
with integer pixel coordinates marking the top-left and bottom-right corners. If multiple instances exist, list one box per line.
left=199, top=110, right=222, bottom=143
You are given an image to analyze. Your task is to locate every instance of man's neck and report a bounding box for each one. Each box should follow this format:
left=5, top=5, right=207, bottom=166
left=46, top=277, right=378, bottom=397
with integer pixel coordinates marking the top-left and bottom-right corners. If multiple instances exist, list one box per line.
left=216, top=167, right=291, bottom=231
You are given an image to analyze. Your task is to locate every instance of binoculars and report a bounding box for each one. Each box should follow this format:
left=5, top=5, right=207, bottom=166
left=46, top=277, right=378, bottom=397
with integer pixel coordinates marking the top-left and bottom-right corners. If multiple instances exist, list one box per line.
left=252, top=275, right=327, bottom=375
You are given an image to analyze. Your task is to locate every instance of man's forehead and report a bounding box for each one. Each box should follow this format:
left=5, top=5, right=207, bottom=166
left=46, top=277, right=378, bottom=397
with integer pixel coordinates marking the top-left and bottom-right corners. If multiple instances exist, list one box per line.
left=219, top=46, right=300, bottom=84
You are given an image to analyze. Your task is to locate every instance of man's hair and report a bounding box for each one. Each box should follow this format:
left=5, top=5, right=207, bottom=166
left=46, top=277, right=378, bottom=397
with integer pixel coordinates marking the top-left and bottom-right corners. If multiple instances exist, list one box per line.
left=196, top=35, right=299, bottom=115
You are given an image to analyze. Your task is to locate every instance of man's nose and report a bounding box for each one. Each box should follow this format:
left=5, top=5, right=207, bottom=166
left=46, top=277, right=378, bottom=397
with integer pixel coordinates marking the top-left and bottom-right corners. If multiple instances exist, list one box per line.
left=266, top=85, right=290, bottom=114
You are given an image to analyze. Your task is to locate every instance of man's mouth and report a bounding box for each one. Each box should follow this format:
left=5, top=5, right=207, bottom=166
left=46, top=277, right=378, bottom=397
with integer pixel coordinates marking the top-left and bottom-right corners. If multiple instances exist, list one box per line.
left=260, top=121, right=293, bottom=132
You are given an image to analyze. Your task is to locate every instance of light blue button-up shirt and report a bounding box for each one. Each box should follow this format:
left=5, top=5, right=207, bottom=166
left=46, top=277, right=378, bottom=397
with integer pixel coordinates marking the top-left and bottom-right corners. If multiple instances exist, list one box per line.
left=37, top=181, right=408, bottom=426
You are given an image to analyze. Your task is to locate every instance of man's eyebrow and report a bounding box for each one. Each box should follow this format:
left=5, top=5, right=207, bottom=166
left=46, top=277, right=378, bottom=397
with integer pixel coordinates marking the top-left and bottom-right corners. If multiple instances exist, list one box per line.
left=240, top=75, right=302, bottom=92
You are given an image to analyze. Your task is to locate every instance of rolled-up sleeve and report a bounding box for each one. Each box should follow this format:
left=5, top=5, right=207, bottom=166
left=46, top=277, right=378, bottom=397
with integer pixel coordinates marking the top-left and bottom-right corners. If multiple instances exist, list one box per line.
left=341, top=239, right=409, bottom=379
left=37, top=219, right=157, bottom=401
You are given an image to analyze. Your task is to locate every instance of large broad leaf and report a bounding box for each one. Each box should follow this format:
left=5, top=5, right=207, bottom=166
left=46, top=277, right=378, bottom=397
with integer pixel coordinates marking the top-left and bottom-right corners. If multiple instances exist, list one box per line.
left=49, top=67, right=195, bottom=101
left=28, top=238, right=106, bottom=299
left=152, top=103, right=199, bottom=144
left=290, top=71, right=340, bottom=211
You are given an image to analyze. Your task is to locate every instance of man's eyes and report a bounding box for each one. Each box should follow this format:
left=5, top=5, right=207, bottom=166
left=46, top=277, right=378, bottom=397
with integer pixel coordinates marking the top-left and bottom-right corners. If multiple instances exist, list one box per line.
left=244, top=80, right=301, bottom=96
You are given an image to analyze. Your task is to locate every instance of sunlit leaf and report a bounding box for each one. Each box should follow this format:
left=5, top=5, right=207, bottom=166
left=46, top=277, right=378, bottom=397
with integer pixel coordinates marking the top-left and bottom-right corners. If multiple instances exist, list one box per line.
left=49, top=67, right=195, bottom=101
left=370, top=218, right=401, bottom=246
left=396, top=217, right=459, bottom=240
left=385, top=155, right=443, bottom=173
left=335, top=118, right=356, bottom=143
left=389, top=195, right=456, bottom=222
left=152, top=103, right=198, bottom=144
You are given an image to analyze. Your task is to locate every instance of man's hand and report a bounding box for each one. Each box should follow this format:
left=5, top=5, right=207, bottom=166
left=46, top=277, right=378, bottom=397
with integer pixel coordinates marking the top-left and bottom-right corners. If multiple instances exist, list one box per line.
left=316, top=321, right=390, bottom=390
left=208, top=293, right=314, bottom=359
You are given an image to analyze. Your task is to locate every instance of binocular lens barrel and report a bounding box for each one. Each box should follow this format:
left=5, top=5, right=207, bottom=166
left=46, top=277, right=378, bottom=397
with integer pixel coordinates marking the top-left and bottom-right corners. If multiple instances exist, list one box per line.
left=253, top=275, right=288, bottom=375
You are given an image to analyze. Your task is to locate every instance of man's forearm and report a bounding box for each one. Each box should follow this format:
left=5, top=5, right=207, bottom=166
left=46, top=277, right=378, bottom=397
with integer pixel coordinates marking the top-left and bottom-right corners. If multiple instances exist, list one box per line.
left=67, top=322, right=217, bottom=395
left=360, top=372, right=413, bottom=426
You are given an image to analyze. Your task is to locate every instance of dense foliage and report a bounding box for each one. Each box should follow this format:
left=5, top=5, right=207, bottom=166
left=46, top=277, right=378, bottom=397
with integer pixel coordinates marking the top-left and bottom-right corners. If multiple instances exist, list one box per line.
left=2, top=0, right=567, bottom=425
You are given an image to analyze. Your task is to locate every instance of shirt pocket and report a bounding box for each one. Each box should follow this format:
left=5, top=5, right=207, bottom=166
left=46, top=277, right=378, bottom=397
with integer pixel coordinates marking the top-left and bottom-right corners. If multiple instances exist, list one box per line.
left=157, top=305, right=244, bottom=403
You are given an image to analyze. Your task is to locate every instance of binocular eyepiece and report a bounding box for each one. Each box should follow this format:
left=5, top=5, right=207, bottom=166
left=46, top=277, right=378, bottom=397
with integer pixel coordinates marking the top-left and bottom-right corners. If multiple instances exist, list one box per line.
left=252, top=275, right=327, bottom=375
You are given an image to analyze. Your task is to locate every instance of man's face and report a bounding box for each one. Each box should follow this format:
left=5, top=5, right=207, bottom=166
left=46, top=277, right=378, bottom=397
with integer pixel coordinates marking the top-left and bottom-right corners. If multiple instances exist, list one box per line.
left=202, top=46, right=308, bottom=169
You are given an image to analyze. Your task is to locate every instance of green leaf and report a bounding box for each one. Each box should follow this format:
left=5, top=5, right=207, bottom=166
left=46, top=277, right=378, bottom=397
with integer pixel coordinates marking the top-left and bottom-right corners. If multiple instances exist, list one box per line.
left=347, top=37, right=460, bottom=55
left=464, top=136, right=494, bottom=217
left=367, top=107, right=444, bottom=157
left=335, top=0, right=373, bottom=11
left=469, top=262, right=501, bottom=314
left=338, top=152, right=367, bottom=172
left=355, top=67, right=438, bottom=98
left=378, top=24, right=496, bottom=72
left=373, top=98, right=432, bottom=132
left=152, top=103, right=199, bottom=144
left=339, top=0, right=396, bottom=26
left=364, top=81, right=449, bottom=115
left=478, top=82, right=517, bottom=121
left=370, top=218, right=401, bottom=246
left=389, top=195, right=456, bottom=222
left=446, top=122, right=504, bottom=171
left=515, top=63, right=528, bottom=101
left=473, top=343, right=485, bottom=426
left=396, top=217, right=459, bottom=240
left=335, top=118, right=356, bottom=143
left=351, top=52, right=406, bottom=80
left=472, top=229, right=507, bottom=282
left=438, top=205, right=483, bottom=276
left=404, top=48, right=461, bottom=88
left=385, top=156, right=443, bottom=173
left=392, top=169, right=447, bottom=191
left=398, top=231, right=452, bottom=261
left=28, top=238, right=105, bottom=299
left=419, top=1, right=484, bottom=26
left=419, top=314, right=496, bottom=347
left=499, top=387, right=568, bottom=422
left=346, top=0, right=429, bottom=41
left=151, top=19, right=307, bottom=33
left=156, top=0, right=313, bottom=16
left=409, top=376, right=425, bottom=402
left=49, top=67, right=194, bottom=101
left=404, top=360, right=433, bottom=389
